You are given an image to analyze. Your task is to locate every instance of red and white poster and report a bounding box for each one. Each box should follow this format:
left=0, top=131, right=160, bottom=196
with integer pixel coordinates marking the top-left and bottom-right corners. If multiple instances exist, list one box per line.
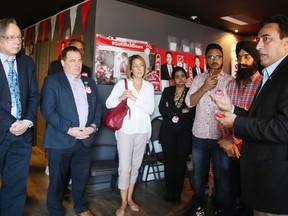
left=94, top=34, right=160, bottom=92
left=157, top=48, right=206, bottom=90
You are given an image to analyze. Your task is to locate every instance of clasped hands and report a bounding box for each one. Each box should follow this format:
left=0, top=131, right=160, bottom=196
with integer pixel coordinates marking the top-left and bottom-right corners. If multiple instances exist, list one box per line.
left=67, top=126, right=95, bottom=139
left=9, top=120, right=31, bottom=136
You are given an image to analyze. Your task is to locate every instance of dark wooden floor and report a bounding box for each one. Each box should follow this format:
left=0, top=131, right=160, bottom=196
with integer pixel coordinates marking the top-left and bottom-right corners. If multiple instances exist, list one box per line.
left=25, top=146, right=219, bottom=216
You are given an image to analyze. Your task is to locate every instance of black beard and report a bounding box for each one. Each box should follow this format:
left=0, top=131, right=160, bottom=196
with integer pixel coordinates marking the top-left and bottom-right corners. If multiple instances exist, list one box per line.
left=236, top=62, right=258, bottom=88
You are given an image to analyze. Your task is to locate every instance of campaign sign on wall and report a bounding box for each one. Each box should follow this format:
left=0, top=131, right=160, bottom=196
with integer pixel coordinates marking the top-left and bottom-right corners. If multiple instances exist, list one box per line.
left=94, top=34, right=160, bottom=91
left=157, top=48, right=206, bottom=90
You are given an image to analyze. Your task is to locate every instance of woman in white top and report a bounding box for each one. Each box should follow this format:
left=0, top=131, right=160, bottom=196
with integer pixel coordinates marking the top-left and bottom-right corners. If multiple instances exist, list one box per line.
left=105, top=55, right=155, bottom=216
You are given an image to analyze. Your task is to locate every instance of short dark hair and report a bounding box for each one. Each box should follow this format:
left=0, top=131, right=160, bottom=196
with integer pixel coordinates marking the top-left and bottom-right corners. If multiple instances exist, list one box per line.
left=261, top=15, right=288, bottom=39
left=194, top=55, right=200, bottom=61
left=165, top=51, right=172, bottom=57
left=205, top=43, right=223, bottom=56
left=69, top=39, right=85, bottom=47
left=60, top=46, right=81, bottom=61
left=171, top=66, right=187, bottom=79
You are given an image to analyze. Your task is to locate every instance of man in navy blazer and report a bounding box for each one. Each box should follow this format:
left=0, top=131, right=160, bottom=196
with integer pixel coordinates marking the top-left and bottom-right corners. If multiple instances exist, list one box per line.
left=212, top=15, right=288, bottom=215
left=0, top=18, right=40, bottom=216
left=41, top=46, right=101, bottom=216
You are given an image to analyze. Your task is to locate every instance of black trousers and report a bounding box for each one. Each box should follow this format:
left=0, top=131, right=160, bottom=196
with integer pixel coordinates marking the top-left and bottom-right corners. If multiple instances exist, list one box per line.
left=46, top=141, right=91, bottom=216
left=161, top=125, right=191, bottom=198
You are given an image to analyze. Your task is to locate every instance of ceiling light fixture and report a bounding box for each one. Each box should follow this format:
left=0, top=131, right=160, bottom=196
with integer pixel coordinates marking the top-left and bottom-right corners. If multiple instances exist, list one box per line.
left=190, top=16, right=198, bottom=20
left=220, top=16, right=248, bottom=25
left=235, top=30, right=239, bottom=33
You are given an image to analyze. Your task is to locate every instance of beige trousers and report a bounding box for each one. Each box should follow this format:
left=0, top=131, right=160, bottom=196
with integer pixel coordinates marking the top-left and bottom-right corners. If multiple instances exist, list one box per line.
left=254, top=211, right=288, bottom=216
left=117, top=131, right=147, bottom=189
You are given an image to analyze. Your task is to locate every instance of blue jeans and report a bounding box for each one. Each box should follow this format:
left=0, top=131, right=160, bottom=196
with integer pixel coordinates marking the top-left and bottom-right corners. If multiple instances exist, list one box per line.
left=192, top=135, right=236, bottom=216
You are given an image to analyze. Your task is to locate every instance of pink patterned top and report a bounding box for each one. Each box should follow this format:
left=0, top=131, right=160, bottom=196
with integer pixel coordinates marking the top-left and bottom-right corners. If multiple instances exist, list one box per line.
left=185, top=71, right=233, bottom=140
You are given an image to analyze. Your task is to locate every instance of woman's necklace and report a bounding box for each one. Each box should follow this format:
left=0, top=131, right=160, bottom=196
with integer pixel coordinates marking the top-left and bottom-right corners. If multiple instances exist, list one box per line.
left=174, top=88, right=185, bottom=108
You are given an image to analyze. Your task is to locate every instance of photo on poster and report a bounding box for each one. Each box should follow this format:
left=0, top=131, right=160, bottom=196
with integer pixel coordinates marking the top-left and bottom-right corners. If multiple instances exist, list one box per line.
left=186, top=54, right=206, bottom=87
left=94, top=34, right=160, bottom=92
left=157, top=48, right=206, bottom=90
left=95, top=50, right=153, bottom=84
left=157, top=49, right=187, bottom=91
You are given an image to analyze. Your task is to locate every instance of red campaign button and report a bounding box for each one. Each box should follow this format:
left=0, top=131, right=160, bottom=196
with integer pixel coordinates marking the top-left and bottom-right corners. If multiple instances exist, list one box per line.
left=215, top=89, right=223, bottom=97
left=172, top=115, right=179, bottom=123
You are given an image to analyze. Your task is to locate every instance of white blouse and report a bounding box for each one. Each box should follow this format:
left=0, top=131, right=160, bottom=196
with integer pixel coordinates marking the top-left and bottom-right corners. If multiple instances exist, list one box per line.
left=105, top=79, right=155, bottom=140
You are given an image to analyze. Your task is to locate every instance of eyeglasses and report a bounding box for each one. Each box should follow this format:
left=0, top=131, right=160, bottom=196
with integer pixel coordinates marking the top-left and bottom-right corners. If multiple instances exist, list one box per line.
left=0, top=35, right=23, bottom=41
left=207, top=55, right=223, bottom=60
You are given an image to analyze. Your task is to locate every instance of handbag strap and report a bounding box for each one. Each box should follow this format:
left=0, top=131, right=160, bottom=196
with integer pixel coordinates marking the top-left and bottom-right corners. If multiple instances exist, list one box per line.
left=123, top=79, right=131, bottom=119
left=124, top=78, right=128, bottom=90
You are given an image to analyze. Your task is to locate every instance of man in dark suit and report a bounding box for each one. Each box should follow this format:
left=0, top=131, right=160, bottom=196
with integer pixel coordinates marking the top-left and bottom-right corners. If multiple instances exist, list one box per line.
left=0, top=18, right=40, bottom=215
left=48, top=39, right=92, bottom=78
left=47, top=39, right=93, bottom=197
left=192, top=55, right=204, bottom=78
left=161, top=51, right=174, bottom=90
left=41, top=46, right=101, bottom=216
left=212, top=15, right=288, bottom=215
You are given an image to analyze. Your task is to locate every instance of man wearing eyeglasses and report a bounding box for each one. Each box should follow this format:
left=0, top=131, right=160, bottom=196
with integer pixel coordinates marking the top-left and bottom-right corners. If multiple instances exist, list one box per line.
left=0, top=18, right=40, bottom=216
left=185, top=44, right=233, bottom=216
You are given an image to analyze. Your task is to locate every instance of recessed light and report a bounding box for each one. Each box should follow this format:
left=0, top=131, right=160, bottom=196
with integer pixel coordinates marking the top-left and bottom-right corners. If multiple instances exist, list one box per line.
left=191, top=16, right=198, bottom=20
left=235, top=30, right=239, bottom=33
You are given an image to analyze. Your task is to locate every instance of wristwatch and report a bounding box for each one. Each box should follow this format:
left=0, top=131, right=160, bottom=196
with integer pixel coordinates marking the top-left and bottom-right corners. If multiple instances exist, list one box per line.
left=90, top=124, right=98, bottom=133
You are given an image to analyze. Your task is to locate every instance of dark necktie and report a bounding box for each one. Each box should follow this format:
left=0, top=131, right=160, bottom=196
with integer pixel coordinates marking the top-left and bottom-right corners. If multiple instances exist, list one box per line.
left=7, top=60, right=21, bottom=119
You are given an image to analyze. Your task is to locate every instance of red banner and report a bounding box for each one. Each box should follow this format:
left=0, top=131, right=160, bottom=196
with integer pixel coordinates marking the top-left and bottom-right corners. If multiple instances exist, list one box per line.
left=58, top=11, right=66, bottom=38
left=96, top=35, right=156, bottom=53
left=41, top=20, right=48, bottom=42
left=81, top=0, right=92, bottom=33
